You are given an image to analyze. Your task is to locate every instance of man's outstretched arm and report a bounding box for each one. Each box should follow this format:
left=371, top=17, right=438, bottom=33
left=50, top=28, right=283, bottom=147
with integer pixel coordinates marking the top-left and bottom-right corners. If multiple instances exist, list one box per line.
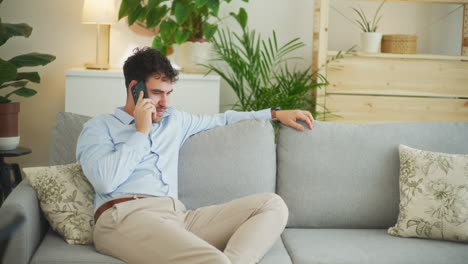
left=178, top=108, right=314, bottom=143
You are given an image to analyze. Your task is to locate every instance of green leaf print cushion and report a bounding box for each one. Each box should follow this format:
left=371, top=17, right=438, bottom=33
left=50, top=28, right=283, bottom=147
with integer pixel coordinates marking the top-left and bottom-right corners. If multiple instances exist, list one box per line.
left=23, top=163, right=95, bottom=244
left=388, top=145, right=468, bottom=243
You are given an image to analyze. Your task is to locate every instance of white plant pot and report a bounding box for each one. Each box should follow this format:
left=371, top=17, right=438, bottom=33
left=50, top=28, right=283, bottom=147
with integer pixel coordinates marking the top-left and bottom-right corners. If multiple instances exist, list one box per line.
left=361, top=32, right=382, bottom=53
left=0, top=136, right=20, bottom=150
left=179, top=41, right=212, bottom=74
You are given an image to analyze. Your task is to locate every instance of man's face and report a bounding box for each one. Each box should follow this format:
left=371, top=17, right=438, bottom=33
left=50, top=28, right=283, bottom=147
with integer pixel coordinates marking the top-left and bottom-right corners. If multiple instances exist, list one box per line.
left=145, top=76, right=173, bottom=123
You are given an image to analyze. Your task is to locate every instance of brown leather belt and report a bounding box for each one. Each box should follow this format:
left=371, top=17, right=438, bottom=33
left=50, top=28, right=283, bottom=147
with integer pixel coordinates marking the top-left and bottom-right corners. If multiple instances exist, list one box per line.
left=94, top=196, right=149, bottom=223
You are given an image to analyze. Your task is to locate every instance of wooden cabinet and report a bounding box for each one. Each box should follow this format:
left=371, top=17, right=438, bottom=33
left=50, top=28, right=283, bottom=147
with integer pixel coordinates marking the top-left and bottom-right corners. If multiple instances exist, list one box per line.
left=312, top=0, right=468, bottom=123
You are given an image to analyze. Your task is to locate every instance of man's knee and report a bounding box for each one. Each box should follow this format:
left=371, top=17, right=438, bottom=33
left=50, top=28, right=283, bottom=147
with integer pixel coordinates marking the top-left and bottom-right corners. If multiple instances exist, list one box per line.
left=258, top=193, right=289, bottom=225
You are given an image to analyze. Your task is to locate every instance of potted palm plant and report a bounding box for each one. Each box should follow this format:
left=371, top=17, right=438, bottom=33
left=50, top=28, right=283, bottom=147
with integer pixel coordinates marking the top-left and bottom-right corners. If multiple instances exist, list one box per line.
left=353, top=1, right=385, bottom=53
left=204, top=8, right=355, bottom=116
left=118, top=0, right=248, bottom=73
left=0, top=2, right=56, bottom=150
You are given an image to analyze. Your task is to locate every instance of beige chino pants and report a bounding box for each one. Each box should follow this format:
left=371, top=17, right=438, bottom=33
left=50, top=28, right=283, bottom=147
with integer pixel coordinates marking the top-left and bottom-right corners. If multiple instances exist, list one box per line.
left=93, top=193, right=289, bottom=264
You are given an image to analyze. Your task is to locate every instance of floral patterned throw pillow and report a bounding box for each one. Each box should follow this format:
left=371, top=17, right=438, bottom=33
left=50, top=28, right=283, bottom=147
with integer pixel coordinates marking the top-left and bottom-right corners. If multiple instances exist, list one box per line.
left=388, top=145, right=468, bottom=243
left=23, top=163, right=95, bottom=244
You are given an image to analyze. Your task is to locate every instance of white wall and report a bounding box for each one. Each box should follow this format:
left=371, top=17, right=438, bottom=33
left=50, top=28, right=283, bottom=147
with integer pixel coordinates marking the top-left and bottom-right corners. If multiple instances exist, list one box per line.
left=0, top=0, right=462, bottom=167
left=328, top=0, right=462, bottom=55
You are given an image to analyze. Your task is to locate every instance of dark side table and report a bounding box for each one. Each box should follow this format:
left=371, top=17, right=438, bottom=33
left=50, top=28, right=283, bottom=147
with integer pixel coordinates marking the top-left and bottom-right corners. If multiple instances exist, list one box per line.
left=0, top=147, right=31, bottom=205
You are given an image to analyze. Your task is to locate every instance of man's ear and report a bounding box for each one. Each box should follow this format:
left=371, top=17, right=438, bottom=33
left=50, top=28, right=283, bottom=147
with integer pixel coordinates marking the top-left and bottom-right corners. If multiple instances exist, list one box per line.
left=128, top=80, right=138, bottom=93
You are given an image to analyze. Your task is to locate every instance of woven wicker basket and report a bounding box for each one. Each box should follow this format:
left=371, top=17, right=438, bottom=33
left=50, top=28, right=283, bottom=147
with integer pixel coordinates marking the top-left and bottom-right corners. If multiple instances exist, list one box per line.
left=381, top=34, right=417, bottom=54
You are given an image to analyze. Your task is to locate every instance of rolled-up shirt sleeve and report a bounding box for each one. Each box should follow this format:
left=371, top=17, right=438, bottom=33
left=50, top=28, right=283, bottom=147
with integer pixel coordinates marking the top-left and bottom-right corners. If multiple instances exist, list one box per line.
left=76, top=118, right=150, bottom=195
left=179, top=108, right=271, bottom=143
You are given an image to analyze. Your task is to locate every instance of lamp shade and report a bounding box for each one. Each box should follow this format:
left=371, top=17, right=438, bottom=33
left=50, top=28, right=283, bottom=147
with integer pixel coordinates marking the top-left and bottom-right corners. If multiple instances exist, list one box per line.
left=81, top=0, right=116, bottom=24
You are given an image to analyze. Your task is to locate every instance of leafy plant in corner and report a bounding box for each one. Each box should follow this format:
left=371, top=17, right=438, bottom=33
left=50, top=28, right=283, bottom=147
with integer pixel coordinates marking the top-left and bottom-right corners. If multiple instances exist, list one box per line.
left=118, top=0, right=248, bottom=55
left=203, top=8, right=355, bottom=117
left=353, top=1, right=385, bottom=32
left=0, top=0, right=56, bottom=104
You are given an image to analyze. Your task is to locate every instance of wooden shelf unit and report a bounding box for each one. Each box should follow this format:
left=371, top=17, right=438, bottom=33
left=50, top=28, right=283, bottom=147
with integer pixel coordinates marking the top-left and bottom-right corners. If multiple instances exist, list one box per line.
left=312, top=0, right=468, bottom=123
left=328, top=51, right=468, bottom=61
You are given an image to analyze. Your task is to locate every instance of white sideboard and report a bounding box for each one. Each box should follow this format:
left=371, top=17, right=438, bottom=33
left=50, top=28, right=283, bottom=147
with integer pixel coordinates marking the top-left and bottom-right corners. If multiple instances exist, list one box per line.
left=65, top=68, right=220, bottom=117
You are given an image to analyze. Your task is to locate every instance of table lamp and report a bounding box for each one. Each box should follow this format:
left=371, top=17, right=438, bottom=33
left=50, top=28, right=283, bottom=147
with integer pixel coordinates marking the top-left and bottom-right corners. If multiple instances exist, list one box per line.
left=81, top=0, right=116, bottom=70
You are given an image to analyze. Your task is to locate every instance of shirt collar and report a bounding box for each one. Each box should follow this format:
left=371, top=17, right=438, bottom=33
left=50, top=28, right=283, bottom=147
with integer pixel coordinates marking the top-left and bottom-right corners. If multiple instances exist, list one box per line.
left=114, top=107, right=134, bottom=125
left=114, top=106, right=173, bottom=125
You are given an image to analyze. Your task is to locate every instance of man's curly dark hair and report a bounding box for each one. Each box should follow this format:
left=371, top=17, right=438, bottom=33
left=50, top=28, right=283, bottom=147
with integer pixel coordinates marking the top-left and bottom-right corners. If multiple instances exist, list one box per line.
left=123, top=47, right=178, bottom=89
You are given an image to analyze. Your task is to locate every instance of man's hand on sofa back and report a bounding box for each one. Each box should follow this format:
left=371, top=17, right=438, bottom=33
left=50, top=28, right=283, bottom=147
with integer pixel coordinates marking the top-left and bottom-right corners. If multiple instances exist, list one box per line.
left=275, top=110, right=314, bottom=131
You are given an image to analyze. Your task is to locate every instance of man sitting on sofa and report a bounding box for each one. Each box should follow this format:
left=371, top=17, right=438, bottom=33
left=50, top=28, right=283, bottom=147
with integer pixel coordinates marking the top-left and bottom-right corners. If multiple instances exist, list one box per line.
left=76, top=47, right=314, bottom=264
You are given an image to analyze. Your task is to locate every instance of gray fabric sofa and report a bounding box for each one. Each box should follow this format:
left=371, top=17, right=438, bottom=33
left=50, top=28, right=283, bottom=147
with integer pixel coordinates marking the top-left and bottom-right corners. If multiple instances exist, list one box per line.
left=1, top=112, right=467, bottom=264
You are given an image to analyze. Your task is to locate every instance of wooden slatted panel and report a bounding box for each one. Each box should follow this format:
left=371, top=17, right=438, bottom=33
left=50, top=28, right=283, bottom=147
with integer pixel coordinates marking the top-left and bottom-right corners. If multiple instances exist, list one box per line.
left=463, top=4, right=468, bottom=56
left=325, top=95, right=468, bottom=123
left=312, top=0, right=330, bottom=119
left=326, top=56, right=468, bottom=97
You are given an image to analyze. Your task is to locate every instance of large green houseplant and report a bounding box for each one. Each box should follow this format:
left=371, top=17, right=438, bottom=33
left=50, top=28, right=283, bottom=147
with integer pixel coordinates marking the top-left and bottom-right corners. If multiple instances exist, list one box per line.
left=204, top=9, right=355, bottom=117
left=119, top=0, right=248, bottom=54
left=119, top=0, right=248, bottom=73
left=0, top=0, right=56, bottom=150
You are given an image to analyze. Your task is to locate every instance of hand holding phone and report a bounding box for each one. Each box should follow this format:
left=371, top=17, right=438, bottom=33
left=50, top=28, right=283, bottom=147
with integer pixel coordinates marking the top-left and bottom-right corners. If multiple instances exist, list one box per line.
left=131, top=81, right=154, bottom=136
left=131, top=81, right=149, bottom=105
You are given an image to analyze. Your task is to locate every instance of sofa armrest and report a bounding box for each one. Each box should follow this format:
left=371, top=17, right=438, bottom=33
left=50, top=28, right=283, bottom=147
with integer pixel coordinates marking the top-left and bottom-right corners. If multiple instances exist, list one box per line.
left=1, top=181, right=48, bottom=264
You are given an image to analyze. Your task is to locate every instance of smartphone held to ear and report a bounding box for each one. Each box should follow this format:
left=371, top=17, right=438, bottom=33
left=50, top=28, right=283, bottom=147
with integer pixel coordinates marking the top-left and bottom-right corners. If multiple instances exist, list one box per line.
left=131, top=81, right=149, bottom=104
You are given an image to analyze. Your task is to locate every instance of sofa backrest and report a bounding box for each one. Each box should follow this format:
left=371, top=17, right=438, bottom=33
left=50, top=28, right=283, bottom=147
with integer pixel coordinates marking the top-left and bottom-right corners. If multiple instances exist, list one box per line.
left=49, top=112, right=276, bottom=209
left=277, top=121, right=468, bottom=229
left=49, top=112, right=90, bottom=166
left=178, top=119, right=276, bottom=209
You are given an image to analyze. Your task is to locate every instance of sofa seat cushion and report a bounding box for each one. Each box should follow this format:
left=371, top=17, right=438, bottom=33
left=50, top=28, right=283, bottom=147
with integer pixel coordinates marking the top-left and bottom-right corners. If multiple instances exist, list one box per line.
left=31, top=230, right=291, bottom=264
left=259, top=238, right=293, bottom=264
left=31, top=230, right=124, bottom=264
left=282, top=228, right=468, bottom=264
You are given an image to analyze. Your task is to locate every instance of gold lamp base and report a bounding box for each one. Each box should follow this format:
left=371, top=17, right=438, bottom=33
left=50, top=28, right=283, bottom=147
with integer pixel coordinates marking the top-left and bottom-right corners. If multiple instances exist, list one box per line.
left=85, top=62, right=110, bottom=70
left=85, top=24, right=111, bottom=70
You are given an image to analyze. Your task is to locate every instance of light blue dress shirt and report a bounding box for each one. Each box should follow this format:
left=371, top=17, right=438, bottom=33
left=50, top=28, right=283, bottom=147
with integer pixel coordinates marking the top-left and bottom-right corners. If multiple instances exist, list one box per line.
left=76, top=107, right=271, bottom=211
